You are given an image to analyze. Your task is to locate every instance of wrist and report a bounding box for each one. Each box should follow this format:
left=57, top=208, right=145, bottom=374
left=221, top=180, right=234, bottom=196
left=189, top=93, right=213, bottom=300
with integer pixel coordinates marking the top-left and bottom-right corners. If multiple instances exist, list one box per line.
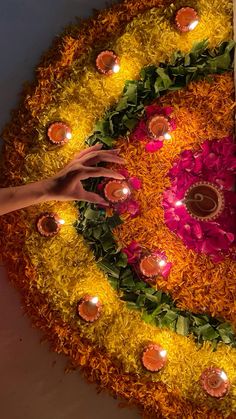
left=31, top=178, right=55, bottom=203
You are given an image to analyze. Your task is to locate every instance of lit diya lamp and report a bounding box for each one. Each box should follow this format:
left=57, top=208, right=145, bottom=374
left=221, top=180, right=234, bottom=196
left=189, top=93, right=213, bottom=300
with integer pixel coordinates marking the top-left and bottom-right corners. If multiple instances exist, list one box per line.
left=200, top=367, right=230, bottom=398
left=183, top=181, right=225, bottom=221
left=36, top=212, right=65, bottom=237
left=142, top=343, right=167, bottom=372
left=77, top=295, right=102, bottom=322
left=175, top=7, right=199, bottom=32
left=104, top=180, right=131, bottom=203
left=47, top=122, right=72, bottom=145
left=139, top=254, right=167, bottom=280
left=96, top=50, right=120, bottom=75
left=147, top=115, right=171, bottom=140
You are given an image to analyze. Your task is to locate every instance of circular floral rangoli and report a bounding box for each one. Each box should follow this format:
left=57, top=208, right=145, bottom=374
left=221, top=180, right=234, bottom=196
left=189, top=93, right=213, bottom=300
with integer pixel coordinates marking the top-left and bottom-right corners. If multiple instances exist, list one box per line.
left=1, top=0, right=236, bottom=417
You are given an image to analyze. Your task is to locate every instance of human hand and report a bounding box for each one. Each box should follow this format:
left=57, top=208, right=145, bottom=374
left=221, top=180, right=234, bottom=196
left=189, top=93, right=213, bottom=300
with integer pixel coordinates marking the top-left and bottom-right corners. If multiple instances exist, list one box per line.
left=45, top=144, right=125, bottom=205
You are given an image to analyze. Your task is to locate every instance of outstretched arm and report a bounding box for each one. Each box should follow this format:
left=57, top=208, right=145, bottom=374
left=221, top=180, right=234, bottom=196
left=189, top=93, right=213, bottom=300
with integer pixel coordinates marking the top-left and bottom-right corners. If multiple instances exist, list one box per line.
left=0, top=144, right=124, bottom=216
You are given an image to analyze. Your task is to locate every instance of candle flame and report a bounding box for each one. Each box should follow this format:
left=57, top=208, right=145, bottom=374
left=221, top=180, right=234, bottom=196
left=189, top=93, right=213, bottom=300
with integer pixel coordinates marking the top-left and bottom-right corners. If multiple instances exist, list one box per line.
left=160, top=350, right=167, bottom=358
left=220, top=371, right=228, bottom=382
left=91, top=296, right=99, bottom=304
left=112, top=64, right=120, bottom=73
left=159, top=260, right=166, bottom=268
left=122, top=187, right=130, bottom=195
left=164, top=133, right=171, bottom=140
left=175, top=200, right=183, bottom=207
left=58, top=219, right=65, bottom=225
left=66, top=132, right=72, bottom=140
left=188, top=20, right=199, bottom=30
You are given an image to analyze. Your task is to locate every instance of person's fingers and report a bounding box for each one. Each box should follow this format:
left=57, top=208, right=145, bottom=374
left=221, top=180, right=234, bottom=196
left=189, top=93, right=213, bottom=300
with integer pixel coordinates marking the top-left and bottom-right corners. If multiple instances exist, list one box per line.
left=67, top=144, right=103, bottom=164
left=77, top=143, right=103, bottom=158
left=57, top=147, right=121, bottom=176
left=84, top=154, right=125, bottom=166
left=66, top=152, right=124, bottom=173
left=80, top=190, right=109, bottom=206
left=79, top=149, right=123, bottom=164
left=56, top=144, right=104, bottom=175
left=78, top=166, right=125, bottom=180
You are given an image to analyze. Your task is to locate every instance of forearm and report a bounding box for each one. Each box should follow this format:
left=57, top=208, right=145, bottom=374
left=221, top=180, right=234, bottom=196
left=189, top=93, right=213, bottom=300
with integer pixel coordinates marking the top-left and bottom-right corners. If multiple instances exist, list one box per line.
left=0, top=180, right=52, bottom=216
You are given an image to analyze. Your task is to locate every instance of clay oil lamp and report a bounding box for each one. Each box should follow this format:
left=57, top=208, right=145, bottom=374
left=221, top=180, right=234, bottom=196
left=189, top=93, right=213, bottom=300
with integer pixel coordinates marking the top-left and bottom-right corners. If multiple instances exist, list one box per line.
left=139, top=254, right=167, bottom=282
left=96, top=50, right=120, bottom=75
left=183, top=181, right=225, bottom=221
left=200, top=367, right=230, bottom=398
left=47, top=122, right=72, bottom=145
left=142, top=343, right=167, bottom=372
left=175, top=7, right=199, bottom=32
left=147, top=115, right=171, bottom=140
left=36, top=213, right=65, bottom=237
left=77, top=295, right=102, bottom=323
left=104, top=180, right=131, bottom=204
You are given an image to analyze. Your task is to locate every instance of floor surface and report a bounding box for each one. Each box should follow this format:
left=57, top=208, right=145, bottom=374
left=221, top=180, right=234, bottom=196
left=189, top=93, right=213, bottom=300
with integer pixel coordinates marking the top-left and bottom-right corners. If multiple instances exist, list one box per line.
left=0, top=1, right=140, bottom=418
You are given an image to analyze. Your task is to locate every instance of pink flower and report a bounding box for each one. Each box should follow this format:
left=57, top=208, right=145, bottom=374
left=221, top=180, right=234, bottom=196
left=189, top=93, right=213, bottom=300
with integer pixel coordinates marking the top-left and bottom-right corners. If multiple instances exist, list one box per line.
left=209, top=171, right=235, bottom=191
left=164, top=208, right=181, bottom=231
left=118, top=168, right=130, bottom=178
left=161, top=262, right=172, bottom=278
left=200, top=227, right=234, bottom=254
left=126, top=199, right=140, bottom=218
left=145, top=140, right=163, bottom=153
left=117, top=169, right=142, bottom=191
left=192, top=223, right=203, bottom=240
left=146, top=105, right=174, bottom=119
left=146, top=105, right=162, bottom=118
left=162, top=136, right=236, bottom=259
left=122, top=241, right=142, bottom=264
left=169, top=149, right=202, bottom=182
left=130, top=120, right=147, bottom=141
left=116, top=199, right=140, bottom=218
left=200, top=137, right=236, bottom=186
left=129, top=176, right=142, bottom=190
left=169, top=119, right=177, bottom=131
left=163, top=106, right=173, bottom=117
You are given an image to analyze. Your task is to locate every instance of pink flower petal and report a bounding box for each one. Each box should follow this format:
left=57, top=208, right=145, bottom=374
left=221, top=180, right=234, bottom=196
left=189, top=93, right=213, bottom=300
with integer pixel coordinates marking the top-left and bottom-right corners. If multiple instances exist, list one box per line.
left=129, top=177, right=142, bottom=190
left=123, top=241, right=142, bottom=264
left=169, top=119, right=177, bottom=131
left=146, top=105, right=162, bottom=118
left=210, top=253, right=225, bottom=263
left=145, top=140, right=163, bottom=153
left=192, top=223, right=203, bottom=240
left=126, top=199, right=140, bottom=218
left=226, top=232, right=234, bottom=243
left=117, top=199, right=140, bottom=218
left=162, top=262, right=172, bottom=278
left=116, top=201, right=128, bottom=215
left=163, top=106, right=173, bottom=117
left=118, top=168, right=129, bottom=178
left=130, top=120, right=147, bottom=141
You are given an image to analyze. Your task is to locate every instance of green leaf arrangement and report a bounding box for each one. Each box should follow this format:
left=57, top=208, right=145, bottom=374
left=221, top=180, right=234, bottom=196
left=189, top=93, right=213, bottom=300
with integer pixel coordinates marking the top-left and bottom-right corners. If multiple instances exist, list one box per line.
left=88, top=39, right=234, bottom=147
left=76, top=40, right=236, bottom=347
